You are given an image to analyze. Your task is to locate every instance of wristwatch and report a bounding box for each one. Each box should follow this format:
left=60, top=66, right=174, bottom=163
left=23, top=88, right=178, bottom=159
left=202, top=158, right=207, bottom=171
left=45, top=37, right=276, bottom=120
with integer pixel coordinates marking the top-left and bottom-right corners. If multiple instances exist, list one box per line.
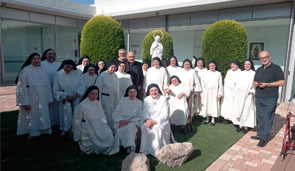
left=268, top=83, right=271, bottom=87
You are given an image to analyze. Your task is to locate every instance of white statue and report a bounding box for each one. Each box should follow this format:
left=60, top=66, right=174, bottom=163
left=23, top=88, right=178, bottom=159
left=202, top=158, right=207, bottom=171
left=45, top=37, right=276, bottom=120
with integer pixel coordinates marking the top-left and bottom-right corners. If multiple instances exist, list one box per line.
left=150, top=35, right=164, bottom=60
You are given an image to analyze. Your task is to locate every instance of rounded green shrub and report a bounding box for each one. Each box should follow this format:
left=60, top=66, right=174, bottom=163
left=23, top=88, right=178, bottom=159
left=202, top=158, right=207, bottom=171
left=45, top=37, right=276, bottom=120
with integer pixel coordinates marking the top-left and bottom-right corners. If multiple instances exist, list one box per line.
left=80, top=15, right=125, bottom=63
left=201, top=20, right=248, bottom=77
left=142, top=29, right=173, bottom=61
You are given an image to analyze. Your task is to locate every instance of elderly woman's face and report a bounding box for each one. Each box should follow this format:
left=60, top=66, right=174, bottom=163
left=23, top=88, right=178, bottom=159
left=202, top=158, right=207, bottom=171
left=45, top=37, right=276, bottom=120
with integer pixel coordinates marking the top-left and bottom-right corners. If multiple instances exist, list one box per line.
left=153, top=60, right=160, bottom=68
left=107, top=65, right=116, bottom=74
left=183, top=62, right=191, bottom=70
left=209, top=63, right=216, bottom=71
left=88, top=67, right=95, bottom=75
left=170, top=58, right=176, bottom=66
left=244, top=61, right=252, bottom=71
left=231, top=63, right=239, bottom=71
left=82, top=58, right=89, bottom=66
left=171, top=78, right=179, bottom=86
left=46, top=50, right=56, bottom=63
left=88, top=89, right=98, bottom=101
left=31, top=55, right=41, bottom=67
left=128, top=89, right=137, bottom=100
left=150, top=88, right=159, bottom=99
left=64, top=64, right=73, bottom=74
left=98, top=61, right=105, bottom=70
left=197, top=60, right=204, bottom=68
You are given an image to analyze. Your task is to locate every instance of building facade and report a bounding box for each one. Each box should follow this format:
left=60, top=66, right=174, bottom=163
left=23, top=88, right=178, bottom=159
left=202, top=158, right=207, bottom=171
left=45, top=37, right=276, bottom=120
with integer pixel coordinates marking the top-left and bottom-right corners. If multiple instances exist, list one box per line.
left=0, top=0, right=294, bottom=102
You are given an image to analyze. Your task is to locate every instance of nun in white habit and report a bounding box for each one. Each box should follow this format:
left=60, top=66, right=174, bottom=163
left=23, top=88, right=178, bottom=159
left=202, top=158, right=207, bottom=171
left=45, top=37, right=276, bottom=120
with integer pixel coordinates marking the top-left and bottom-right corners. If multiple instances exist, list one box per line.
left=76, top=55, right=90, bottom=73
left=81, top=64, right=98, bottom=90
left=16, top=53, right=53, bottom=139
left=180, top=59, right=202, bottom=117
left=73, top=86, right=119, bottom=155
left=193, top=57, right=207, bottom=115
left=40, top=49, right=61, bottom=126
left=113, top=85, right=142, bottom=153
left=221, top=60, right=242, bottom=124
left=95, top=61, right=120, bottom=132
left=53, top=60, right=85, bottom=135
left=115, top=62, right=133, bottom=99
left=233, top=59, right=256, bottom=133
left=145, top=57, right=168, bottom=94
left=165, top=76, right=190, bottom=133
left=166, top=56, right=181, bottom=79
left=140, top=84, right=174, bottom=157
left=200, top=60, right=223, bottom=125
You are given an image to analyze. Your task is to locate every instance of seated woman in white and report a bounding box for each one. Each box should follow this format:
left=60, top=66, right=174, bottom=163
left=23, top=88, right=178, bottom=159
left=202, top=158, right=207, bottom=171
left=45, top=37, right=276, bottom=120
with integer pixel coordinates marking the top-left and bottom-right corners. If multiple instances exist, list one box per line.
left=81, top=64, right=98, bottom=89
left=53, top=60, right=85, bottom=135
left=113, top=85, right=142, bottom=153
left=73, top=85, right=119, bottom=155
left=140, top=84, right=174, bottom=157
left=16, top=53, right=53, bottom=139
left=76, top=55, right=90, bottom=73
left=165, top=76, right=190, bottom=134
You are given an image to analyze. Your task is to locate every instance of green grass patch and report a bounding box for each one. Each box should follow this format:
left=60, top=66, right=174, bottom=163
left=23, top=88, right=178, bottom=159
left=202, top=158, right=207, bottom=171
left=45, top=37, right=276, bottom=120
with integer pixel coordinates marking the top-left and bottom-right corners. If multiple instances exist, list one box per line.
left=1, top=111, right=243, bottom=171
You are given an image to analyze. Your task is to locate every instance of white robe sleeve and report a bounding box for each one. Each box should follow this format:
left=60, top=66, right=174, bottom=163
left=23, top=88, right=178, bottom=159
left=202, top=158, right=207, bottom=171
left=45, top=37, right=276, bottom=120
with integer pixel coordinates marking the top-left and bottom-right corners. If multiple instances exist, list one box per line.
left=16, top=70, right=30, bottom=106
left=155, top=98, right=170, bottom=129
left=73, top=104, right=83, bottom=142
left=163, top=69, right=168, bottom=90
left=53, top=73, right=68, bottom=101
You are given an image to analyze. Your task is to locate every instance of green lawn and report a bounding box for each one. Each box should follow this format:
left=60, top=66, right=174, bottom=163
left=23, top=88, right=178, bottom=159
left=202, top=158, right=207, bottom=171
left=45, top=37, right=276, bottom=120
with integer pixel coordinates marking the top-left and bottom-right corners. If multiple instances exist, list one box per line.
left=1, top=110, right=243, bottom=171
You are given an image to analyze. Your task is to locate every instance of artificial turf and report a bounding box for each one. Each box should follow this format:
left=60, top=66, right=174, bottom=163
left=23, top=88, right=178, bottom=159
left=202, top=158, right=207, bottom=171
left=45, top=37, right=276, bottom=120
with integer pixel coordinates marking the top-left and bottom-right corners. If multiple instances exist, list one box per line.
left=1, top=110, right=243, bottom=171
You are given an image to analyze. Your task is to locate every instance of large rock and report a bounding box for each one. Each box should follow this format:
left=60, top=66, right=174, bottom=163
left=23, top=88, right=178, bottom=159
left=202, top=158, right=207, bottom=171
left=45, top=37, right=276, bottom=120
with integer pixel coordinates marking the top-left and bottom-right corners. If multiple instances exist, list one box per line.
left=121, top=153, right=150, bottom=171
left=156, top=142, right=194, bottom=167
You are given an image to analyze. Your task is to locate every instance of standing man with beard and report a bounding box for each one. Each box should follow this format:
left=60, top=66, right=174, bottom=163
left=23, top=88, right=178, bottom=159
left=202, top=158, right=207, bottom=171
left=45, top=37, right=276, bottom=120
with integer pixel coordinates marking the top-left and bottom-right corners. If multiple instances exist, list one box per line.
left=112, top=49, right=127, bottom=69
left=125, top=51, right=144, bottom=99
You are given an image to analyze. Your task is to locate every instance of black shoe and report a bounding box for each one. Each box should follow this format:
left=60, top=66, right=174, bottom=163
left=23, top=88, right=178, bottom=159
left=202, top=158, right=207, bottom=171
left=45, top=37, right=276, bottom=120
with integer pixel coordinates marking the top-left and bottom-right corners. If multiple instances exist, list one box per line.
left=251, top=135, right=260, bottom=140
left=211, top=122, right=215, bottom=126
left=224, top=120, right=229, bottom=124
left=236, top=127, right=242, bottom=132
left=204, top=120, right=209, bottom=124
left=242, top=128, right=248, bottom=134
left=257, top=139, right=266, bottom=147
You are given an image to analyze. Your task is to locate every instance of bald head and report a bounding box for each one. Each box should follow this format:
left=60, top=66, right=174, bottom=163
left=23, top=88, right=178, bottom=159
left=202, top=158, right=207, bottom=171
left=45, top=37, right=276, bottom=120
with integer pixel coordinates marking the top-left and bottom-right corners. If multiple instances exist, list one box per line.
left=127, top=51, right=135, bottom=63
left=259, top=50, right=271, bottom=65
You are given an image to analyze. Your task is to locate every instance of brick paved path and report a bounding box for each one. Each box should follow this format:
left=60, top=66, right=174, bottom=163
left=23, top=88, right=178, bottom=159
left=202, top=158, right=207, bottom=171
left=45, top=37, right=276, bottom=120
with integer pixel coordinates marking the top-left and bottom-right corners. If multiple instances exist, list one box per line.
left=206, top=103, right=295, bottom=171
left=0, top=86, right=18, bottom=112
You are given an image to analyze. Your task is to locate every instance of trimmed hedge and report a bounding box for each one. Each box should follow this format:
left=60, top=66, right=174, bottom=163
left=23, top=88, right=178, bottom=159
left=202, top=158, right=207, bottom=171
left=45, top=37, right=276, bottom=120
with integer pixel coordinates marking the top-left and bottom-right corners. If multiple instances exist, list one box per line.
left=80, top=15, right=125, bottom=63
left=142, top=29, right=173, bottom=61
left=201, top=20, right=248, bottom=76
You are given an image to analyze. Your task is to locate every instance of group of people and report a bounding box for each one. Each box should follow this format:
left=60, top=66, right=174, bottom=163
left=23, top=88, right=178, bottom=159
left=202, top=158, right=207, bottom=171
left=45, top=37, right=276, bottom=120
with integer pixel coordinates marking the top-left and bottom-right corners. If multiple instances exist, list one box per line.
left=16, top=47, right=284, bottom=158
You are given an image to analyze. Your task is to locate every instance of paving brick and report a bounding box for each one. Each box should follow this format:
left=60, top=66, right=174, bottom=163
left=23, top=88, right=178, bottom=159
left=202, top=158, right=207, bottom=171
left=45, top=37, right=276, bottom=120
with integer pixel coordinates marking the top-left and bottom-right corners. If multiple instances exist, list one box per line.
left=231, top=144, right=242, bottom=151
left=259, top=149, right=272, bottom=155
left=228, top=168, right=241, bottom=171
left=245, top=161, right=258, bottom=167
left=220, top=153, right=233, bottom=161
left=248, top=150, right=259, bottom=154
left=262, top=159, right=275, bottom=165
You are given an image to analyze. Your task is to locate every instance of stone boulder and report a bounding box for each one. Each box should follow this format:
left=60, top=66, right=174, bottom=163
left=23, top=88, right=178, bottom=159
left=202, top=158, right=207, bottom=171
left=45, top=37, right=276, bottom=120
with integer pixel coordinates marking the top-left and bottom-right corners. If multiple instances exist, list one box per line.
left=121, top=153, right=150, bottom=171
left=156, top=142, right=194, bottom=167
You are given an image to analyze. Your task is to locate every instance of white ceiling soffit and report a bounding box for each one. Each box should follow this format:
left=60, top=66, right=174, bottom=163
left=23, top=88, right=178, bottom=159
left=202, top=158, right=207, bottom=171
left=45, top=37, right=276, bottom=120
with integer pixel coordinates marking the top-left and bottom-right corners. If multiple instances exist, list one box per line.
left=98, top=0, right=290, bottom=20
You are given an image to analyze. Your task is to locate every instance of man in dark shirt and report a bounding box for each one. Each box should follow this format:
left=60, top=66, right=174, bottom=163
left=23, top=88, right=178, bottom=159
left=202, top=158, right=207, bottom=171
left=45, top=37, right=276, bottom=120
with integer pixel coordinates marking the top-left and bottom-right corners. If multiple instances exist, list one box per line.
left=111, top=49, right=126, bottom=69
left=125, top=51, right=144, bottom=99
left=251, top=51, right=285, bottom=147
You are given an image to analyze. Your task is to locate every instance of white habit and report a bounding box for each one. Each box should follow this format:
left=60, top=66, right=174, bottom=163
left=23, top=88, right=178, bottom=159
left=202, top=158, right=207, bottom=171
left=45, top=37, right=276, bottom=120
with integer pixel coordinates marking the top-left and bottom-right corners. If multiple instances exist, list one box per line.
left=41, top=60, right=61, bottom=126
left=233, top=70, right=256, bottom=128
left=73, top=98, right=119, bottom=155
left=81, top=73, right=98, bottom=89
left=200, top=70, right=223, bottom=118
left=76, top=65, right=85, bottom=73
left=221, top=69, right=241, bottom=122
left=145, top=66, right=168, bottom=94
left=53, top=70, right=85, bottom=132
left=113, top=97, right=142, bottom=148
left=168, top=83, right=190, bottom=125
left=16, top=65, right=53, bottom=136
left=115, top=71, right=133, bottom=99
left=95, top=71, right=120, bottom=131
left=194, top=67, right=207, bottom=114
left=166, top=65, right=181, bottom=79
left=140, top=95, right=173, bottom=157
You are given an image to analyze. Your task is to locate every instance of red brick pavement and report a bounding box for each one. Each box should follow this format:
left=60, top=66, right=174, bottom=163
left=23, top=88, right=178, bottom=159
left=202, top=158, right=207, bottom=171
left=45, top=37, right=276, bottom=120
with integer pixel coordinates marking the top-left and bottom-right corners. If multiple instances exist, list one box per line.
left=0, top=86, right=18, bottom=112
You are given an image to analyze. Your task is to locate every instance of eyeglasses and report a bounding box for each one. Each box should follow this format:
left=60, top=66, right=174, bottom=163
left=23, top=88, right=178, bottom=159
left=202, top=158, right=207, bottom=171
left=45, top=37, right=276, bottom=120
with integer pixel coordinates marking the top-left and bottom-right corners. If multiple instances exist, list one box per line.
left=259, top=55, right=270, bottom=60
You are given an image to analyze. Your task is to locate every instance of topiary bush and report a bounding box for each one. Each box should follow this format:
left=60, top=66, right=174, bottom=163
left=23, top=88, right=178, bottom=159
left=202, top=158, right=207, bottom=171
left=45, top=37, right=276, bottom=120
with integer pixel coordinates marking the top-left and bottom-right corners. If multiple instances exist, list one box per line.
left=142, top=29, right=173, bottom=61
left=201, top=20, right=248, bottom=77
left=80, top=15, right=125, bottom=63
